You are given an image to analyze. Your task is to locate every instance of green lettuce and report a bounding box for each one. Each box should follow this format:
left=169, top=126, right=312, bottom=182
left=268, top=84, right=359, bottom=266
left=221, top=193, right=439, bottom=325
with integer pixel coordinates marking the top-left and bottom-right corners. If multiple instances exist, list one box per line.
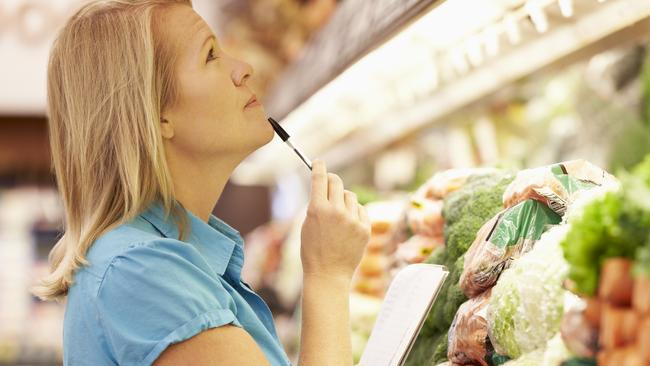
left=562, top=154, right=650, bottom=295
left=487, top=227, right=569, bottom=358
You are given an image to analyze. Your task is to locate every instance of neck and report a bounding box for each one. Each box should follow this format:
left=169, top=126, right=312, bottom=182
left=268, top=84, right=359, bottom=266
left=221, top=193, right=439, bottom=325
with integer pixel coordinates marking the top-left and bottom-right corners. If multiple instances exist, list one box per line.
left=166, top=150, right=243, bottom=222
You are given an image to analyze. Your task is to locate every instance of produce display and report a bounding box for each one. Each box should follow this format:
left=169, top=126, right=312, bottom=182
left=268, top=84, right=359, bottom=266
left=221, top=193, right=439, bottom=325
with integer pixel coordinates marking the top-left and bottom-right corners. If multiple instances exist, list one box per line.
left=297, top=152, right=647, bottom=366
left=447, top=289, right=492, bottom=366
left=558, top=156, right=650, bottom=365
left=388, top=158, right=628, bottom=366
left=487, top=226, right=569, bottom=359
left=406, top=170, right=515, bottom=365
left=460, top=200, right=561, bottom=297
left=502, top=160, right=616, bottom=216
left=352, top=200, right=405, bottom=298
left=349, top=292, right=383, bottom=364
left=260, top=155, right=646, bottom=365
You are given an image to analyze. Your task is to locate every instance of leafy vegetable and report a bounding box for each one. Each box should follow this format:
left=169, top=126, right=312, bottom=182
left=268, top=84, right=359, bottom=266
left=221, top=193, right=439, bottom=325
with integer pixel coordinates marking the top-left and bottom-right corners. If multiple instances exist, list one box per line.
left=541, top=333, right=571, bottom=366
left=501, top=349, right=544, bottom=366
left=487, top=227, right=569, bottom=358
left=406, top=171, right=514, bottom=365
left=562, top=154, right=650, bottom=295
left=442, top=172, right=515, bottom=260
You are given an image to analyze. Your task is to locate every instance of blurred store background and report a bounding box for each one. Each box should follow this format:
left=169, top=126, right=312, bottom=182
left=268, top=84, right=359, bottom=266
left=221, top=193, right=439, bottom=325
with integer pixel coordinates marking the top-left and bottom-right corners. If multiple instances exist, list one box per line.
left=2, top=0, right=650, bottom=364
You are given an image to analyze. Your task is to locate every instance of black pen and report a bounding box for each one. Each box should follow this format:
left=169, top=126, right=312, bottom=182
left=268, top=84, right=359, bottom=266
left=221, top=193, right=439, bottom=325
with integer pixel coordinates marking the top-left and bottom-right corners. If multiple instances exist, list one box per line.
left=267, top=117, right=313, bottom=171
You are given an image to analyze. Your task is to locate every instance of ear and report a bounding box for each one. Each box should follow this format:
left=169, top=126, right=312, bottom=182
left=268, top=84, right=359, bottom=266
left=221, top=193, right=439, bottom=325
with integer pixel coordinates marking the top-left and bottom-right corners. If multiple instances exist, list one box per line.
left=160, top=117, right=175, bottom=139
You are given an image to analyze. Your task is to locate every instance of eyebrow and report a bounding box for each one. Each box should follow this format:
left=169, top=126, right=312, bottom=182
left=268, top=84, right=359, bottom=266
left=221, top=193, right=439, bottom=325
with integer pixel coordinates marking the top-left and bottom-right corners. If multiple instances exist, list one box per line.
left=200, top=34, right=216, bottom=53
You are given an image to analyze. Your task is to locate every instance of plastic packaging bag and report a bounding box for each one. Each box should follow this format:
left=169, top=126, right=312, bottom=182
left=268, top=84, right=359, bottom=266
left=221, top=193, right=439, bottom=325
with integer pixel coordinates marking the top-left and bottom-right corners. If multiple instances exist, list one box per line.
left=447, top=289, right=493, bottom=366
left=406, top=197, right=444, bottom=238
left=394, top=234, right=443, bottom=264
left=486, top=227, right=569, bottom=358
left=503, top=160, right=617, bottom=216
left=460, top=200, right=562, bottom=297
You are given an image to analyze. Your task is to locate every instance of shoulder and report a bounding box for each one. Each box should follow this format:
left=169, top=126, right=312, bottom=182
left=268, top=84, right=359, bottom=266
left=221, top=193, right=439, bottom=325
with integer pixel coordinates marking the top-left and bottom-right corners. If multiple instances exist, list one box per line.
left=81, top=215, right=178, bottom=275
left=95, top=237, right=233, bottom=309
left=75, top=216, right=219, bottom=305
left=83, top=235, right=241, bottom=366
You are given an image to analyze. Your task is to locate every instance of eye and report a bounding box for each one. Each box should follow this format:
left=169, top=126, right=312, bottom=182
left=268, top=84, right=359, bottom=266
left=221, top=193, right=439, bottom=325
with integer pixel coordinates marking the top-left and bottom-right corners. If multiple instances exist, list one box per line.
left=206, top=47, right=218, bottom=62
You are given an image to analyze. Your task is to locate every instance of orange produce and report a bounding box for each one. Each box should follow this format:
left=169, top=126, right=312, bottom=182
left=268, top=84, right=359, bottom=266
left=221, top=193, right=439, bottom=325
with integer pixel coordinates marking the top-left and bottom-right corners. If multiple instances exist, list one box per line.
left=600, top=305, right=638, bottom=349
left=632, top=276, right=650, bottom=315
left=598, top=346, right=644, bottom=366
left=638, top=317, right=650, bottom=363
left=599, top=258, right=634, bottom=307
left=584, top=297, right=602, bottom=329
left=358, top=253, right=386, bottom=277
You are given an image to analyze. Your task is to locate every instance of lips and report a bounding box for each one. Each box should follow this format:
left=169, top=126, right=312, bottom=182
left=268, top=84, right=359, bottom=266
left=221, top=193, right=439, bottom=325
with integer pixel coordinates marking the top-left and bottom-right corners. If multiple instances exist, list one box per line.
left=245, top=95, right=258, bottom=108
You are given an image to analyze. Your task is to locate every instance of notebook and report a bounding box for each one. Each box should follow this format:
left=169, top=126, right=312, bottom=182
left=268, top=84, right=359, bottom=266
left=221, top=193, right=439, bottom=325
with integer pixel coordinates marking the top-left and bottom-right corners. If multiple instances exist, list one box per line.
left=358, top=264, right=448, bottom=366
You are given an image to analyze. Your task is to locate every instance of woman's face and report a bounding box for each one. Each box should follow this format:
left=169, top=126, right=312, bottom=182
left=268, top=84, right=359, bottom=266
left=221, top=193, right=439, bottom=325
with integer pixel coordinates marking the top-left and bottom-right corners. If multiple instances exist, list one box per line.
left=159, top=5, right=274, bottom=160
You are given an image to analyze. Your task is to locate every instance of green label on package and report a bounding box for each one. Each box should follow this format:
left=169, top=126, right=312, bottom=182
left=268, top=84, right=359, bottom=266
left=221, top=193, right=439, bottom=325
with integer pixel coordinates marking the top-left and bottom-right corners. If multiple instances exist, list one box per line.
left=488, top=200, right=562, bottom=248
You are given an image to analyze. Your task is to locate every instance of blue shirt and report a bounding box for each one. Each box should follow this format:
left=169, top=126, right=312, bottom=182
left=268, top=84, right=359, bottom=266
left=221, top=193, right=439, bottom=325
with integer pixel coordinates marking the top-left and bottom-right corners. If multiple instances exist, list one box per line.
left=63, top=201, right=292, bottom=366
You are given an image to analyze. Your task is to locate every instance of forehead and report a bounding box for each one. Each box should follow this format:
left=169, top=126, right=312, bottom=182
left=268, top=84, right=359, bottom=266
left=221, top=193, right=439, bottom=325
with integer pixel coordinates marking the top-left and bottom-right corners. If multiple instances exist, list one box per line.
left=159, top=5, right=212, bottom=52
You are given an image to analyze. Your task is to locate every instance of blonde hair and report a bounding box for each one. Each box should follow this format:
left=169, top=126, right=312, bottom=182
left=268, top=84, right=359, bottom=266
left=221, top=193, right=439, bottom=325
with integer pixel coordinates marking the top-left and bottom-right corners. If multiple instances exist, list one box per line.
left=32, top=0, right=192, bottom=301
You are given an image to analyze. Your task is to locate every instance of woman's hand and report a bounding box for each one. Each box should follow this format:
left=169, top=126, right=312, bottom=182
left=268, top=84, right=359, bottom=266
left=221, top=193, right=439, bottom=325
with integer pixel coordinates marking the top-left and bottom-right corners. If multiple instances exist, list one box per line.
left=300, top=159, right=370, bottom=280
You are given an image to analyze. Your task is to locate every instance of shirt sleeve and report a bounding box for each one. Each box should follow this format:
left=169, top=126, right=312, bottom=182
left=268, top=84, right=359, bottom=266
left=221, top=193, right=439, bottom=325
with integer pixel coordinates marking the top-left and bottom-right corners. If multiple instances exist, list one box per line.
left=95, top=239, right=242, bottom=366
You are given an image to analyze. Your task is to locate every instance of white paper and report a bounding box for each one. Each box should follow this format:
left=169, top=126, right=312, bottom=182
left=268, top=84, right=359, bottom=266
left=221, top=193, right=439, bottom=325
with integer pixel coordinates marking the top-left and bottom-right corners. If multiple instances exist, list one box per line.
left=358, top=264, right=448, bottom=366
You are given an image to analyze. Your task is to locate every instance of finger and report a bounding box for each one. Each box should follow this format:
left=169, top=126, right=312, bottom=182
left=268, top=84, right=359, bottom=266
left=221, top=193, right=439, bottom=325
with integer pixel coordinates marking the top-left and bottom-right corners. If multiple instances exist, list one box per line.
left=358, top=204, right=370, bottom=226
left=327, top=173, right=344, bottom=207
left=310, top=160, right=328, bottom=204
left=344, top=190, right=358, bottom=215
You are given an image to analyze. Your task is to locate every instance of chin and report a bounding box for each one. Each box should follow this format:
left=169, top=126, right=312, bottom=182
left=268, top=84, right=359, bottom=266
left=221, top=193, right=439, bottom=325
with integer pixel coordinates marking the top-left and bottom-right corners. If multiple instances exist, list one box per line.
left=247, top=126, right=274, bottom=153
left=258, top=118, right=275, bottom=144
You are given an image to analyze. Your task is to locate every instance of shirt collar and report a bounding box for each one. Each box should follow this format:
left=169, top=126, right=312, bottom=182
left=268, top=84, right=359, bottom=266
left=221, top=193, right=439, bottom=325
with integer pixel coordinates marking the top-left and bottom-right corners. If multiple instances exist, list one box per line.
left=139, top=200, right=244, bottom=278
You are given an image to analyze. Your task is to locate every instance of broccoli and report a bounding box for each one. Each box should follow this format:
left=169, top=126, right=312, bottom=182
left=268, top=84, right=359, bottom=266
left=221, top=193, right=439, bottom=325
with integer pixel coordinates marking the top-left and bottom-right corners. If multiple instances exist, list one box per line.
left=405, top=171, right=514, bottom=365
left=431, top=333, right=449, bottom=363
left=443, top=173, right=515, bottom=260
left=404, top=332, right=448, bottom=366
left=425, top=246, right=446, bottom=266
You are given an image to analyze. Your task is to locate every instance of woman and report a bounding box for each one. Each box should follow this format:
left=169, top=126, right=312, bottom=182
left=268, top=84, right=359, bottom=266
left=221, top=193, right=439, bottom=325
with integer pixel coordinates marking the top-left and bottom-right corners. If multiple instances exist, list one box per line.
left=32, top=1, right=370, bottom=365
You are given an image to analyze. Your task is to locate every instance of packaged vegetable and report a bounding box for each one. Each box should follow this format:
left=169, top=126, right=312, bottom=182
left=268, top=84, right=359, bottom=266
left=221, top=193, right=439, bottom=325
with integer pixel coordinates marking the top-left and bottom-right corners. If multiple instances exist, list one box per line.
left=460, top=200, right=562, bottom=297
left=352, top=275, right=386, bottom=298
left=406, top=197, right=444, bottom=238
left=406, top=168, right=486, bottom=239
left=499, top=333, right=569, bottom=366
left=560, top=308, right=598, bottom=358
left=394, top=234, right=443, bottom=264
left=501, top=349, right=544, bottom=366
left=406, top=171, right=514, bottom=366
left=418, top=168, right=493, bottom=200
left=487, top=226, right=569, bottom=358
left=503, top=160, right=616, bottom=216
left=541, top=332, right=571, bottom=366
left=447, top=289, right=492, bottom=366
left=357, top=252, right=387, bottom=277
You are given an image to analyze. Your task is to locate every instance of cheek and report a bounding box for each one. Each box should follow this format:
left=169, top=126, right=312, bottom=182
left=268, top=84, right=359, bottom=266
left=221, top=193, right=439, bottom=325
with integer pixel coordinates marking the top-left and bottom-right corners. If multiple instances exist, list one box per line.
left=170, top=70, right=254, bottom=153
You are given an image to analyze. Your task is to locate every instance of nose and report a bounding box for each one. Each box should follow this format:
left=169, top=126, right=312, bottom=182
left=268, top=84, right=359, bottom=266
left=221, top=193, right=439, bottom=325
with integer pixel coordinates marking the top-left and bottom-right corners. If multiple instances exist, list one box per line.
left=232, top=58, right=253, bottom=87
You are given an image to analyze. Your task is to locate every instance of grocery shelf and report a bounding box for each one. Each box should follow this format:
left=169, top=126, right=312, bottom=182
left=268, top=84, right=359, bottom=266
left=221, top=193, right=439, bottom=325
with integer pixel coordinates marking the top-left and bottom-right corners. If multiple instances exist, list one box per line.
left=234, top=0, right=650, bottom=185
